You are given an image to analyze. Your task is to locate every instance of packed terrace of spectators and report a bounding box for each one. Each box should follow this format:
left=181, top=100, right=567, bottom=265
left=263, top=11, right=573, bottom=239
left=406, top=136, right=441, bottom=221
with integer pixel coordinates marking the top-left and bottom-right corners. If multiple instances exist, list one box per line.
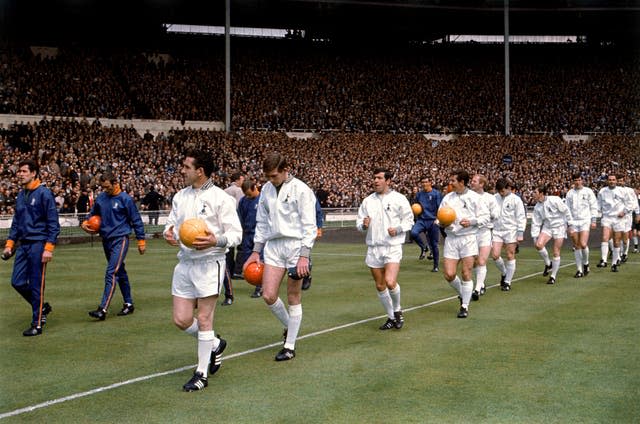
left=1, top=118, right=638, bottom=216
left=1, top=42, right=638, bottom=134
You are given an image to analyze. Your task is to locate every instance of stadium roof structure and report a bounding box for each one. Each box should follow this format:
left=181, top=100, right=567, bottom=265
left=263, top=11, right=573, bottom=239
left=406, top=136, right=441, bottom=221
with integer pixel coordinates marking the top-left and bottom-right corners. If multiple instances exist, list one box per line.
left=2, top=0, right=639, bottom=46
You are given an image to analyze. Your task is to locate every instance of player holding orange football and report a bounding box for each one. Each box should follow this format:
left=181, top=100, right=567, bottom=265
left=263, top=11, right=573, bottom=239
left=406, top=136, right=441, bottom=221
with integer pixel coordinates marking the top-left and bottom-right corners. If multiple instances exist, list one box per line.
left=82, top=172, right=146, bottom=320
left=357, top=168, right=414, bottom=330
left=163, top=149, right=242, bottom=391
left=438, top=170, right=490, bottom=318
left=243, top=152, right=318, bottom=362
left=410, top=176, right=443, bottom=272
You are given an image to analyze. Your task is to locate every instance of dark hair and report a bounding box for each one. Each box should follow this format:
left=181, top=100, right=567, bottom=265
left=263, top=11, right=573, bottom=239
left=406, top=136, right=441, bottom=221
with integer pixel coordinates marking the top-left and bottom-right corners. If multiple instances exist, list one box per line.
left=571, top=173, right=582, bottom=180
left=451, top=169, right=469, bottom=185
left=186, top=149, right=218, bottom=178
left=99, top=172, right=118, bottom=184
left=230, top=172, right=244, bottom=182
left=494, top=178, right=512, bottom=191
left=536, top=184, right=548, bottom=195
left=263, top=152, right=287, bottom=173
left=18, top=159, right=39, bottom=176
left=241, top=179, right=256, bottom=193
left=373, top=167, right=393, bottom=181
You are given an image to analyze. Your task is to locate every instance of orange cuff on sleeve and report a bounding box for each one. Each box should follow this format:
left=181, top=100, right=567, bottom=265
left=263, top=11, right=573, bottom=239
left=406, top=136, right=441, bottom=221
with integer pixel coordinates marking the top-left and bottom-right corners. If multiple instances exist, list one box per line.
left=137, top=239, right=146, bottom=248
left=44, top=242, right=56, bottom=252
left=5, top=240, right=15, bottom=250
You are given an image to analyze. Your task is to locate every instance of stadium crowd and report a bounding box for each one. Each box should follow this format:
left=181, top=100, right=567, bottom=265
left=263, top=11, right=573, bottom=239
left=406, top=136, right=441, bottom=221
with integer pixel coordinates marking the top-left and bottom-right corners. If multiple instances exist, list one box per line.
left=1, top=118, right=638, bottom=216
left=1, top=42, right=638, bottom=134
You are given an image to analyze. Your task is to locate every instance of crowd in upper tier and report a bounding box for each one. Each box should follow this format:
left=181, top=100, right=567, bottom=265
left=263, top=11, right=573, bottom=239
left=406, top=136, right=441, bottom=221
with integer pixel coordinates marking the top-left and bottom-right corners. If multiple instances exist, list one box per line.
left=1, top=41, right=638, bottom=134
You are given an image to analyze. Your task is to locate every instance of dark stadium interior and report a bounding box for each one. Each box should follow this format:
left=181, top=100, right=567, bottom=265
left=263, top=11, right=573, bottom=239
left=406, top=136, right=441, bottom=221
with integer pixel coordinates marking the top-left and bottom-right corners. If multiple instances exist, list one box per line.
left=2, top=1, right=639, bottom=46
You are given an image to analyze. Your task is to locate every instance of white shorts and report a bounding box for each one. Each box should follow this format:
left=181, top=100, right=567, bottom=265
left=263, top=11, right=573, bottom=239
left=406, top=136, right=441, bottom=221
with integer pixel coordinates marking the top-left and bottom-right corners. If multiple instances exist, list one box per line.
left=172, top=256, right=225, bottom=299
left=601, top=216, right=626, bottom=233
left=492, top=229, right=519, bottom=245
left=365, top=244, right=403, bottom=269
left=623, top=214, right=632, bottom=232
left=444, top=233, right=478, bottom=260
left=541, top=225, right=567, bottom=239
left=264, top=237, right=303, bottom=269
left=476, top=227, right=492, bottom=248
left=569, top=219, right=591, bottom=233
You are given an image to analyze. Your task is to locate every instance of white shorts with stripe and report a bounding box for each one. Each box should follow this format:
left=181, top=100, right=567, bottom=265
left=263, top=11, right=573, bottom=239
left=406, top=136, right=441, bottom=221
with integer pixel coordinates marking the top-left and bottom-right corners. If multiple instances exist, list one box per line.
left=172, top=256, right=225, bottom=299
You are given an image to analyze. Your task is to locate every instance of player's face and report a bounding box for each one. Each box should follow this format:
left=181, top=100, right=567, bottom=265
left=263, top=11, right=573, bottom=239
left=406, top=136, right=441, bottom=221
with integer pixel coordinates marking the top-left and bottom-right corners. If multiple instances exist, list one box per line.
left=100, top=180, right=116, bottom=196
left=573, top=177, right=583, bottom=189
left=421, top=180, right=432, bottom=191
left=498, top=188, right=510, bottom=198
left=449, top=175, right=465, bottom=193
left=181, top=157, right=202, bottom=187
left=607, top=176, right=617, bottom=188
left=534, top=189, right=545, bottom=203
left=373, top=172, right=390, bottom=194
left=16, top=165, right=36, bottom=187
left=264, top=168, right=287, bottom=187
left=470, top=175, right=482, bottom=192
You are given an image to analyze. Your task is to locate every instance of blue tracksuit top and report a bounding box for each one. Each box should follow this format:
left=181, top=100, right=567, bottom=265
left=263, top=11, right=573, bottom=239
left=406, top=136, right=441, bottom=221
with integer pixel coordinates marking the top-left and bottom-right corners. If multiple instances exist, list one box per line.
left=238, top=193, right=260, bottom=241
left=315, top=199, right=324, bottom=228
left=90, top=191, right=145, bottom=240
left=8, top=183, right=60, bottom=245
left=415, top=189, right=443, bottom=221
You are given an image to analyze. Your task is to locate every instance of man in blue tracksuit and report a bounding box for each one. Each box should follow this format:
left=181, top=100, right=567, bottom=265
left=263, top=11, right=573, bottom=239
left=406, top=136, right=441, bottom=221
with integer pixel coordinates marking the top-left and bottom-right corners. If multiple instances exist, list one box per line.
left=238, top=179, right=262, bottom=298
left=3, top=159, right=60, bottom=336
left=410, top=176, right=443, bottom=272
left=81, top=172, right=146, bottom=320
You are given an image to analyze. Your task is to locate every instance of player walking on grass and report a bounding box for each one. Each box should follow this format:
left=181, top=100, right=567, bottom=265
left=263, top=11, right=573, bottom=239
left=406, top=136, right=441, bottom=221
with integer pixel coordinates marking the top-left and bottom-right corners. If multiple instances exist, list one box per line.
left=410, top=176, right=442, bottom=272
left=163, top=149, right=242, bottom=391
left=243, top=152, right=317, bottom=361
left=596, top=174, right=627, bottom=272
left=531, top=184, right=573, bottom=284
left=82, top=172, right=146, bottom=320
left=565, top=174, right=598, bottom=278
left=439, top=170, right=490, bottom=318
left=617, top=175, right=639, bottom=263
left=490, top=178, right=526, bottom=292
left=469, top=174, right=499, bottom=300
left=3, top=159, right=60, bottom=336
left=357, top=168, right=414, bottom=330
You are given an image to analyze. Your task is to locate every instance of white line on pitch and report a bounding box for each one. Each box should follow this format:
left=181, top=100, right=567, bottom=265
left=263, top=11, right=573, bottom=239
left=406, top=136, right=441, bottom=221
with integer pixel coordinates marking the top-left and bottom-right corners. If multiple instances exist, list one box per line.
left=0, top=263, right=572, bottom=420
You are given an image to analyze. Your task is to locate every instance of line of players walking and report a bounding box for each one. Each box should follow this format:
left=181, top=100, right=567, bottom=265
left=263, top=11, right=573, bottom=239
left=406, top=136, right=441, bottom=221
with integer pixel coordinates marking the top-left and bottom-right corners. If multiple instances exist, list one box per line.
left=405, top=171, right=640, bottom=322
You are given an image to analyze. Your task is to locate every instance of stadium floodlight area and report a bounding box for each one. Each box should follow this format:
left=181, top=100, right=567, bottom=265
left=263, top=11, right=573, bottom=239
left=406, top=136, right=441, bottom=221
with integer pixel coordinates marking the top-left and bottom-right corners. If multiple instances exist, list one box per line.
left=438, top=34, right=582, bottom=44
left=164, top=23, right=304, bottom=39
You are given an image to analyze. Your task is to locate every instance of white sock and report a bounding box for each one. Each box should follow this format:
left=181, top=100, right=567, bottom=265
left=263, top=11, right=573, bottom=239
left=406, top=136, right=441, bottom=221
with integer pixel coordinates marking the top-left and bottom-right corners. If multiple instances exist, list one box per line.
left=551, top=256, right=561, bottom=278
left=612, top=247, right=621, bottom=264
left=582, top=247, right=589, bottom=266
left=197, top=330, right=215, bottom=377
left=460, top=280, right=473, bottom=308
left=268, top=297, right=290, bottom=328
left=505, top=259, right=516, bottom=284
left=633, top=236, right=638, bottom=247
left=624, top=240, right=630, bottom=255
left=538, top=247, right=551, bottom=266
left=608, top=239, right=614, bottom=253
left=389, top=285, right=402, bottom=312
left=574, top=249, right=583, bottom=272
left=449, top=275, right=461, bottom=295
left=284, top=304, right=302, bottom=350
left=377, top=289, right=395, bottom=319
left=493, top=257, right=506, bottom=276
left=474, top=265, right=487, bottom=291
left=601, top=242, right=609, bottom=262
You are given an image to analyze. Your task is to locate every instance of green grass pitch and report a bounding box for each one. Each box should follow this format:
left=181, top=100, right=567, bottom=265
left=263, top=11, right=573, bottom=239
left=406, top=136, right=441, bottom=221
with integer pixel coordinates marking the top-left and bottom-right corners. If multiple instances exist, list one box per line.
left=1, top=237, right=638, bottom=423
